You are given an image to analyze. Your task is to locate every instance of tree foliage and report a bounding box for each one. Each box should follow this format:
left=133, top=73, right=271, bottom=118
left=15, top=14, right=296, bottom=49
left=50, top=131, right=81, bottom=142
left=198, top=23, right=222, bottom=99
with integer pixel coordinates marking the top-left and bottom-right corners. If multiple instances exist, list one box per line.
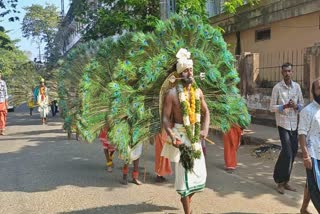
left=0, top=27, right=28, bottom=78
left=223, top=0, right=259, bottom=14
left=0, top=28, right=14, bottom=50
left=72, top=0, right=160, bottom=40
left=21, top=4, right=60, bottom=60
left=0, top=0, right=19, bottom=22
left=0, top=27, right=42, bottom=106
left=72, top=0, right=258, bottom=40
left=177, top=0, right=207, bottom=18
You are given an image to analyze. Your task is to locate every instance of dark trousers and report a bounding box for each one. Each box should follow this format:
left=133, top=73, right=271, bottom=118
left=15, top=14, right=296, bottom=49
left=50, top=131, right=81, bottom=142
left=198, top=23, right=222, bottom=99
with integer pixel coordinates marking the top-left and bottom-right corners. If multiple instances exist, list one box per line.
left=273, top=126, right=298, bottom=184
left=306, top=158, right=320, bottom=212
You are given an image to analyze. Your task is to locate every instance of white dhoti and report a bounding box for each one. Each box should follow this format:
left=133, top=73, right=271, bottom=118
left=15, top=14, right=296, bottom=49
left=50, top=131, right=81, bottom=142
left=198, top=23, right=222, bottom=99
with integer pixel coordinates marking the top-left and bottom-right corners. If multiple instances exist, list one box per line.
left=119, top=143, right=143, bottom=164
left=38, top=104, right=49, bottom=118
left=161, top=123, right=207, bottom=197
left=129, top=143, right=143, bottom=162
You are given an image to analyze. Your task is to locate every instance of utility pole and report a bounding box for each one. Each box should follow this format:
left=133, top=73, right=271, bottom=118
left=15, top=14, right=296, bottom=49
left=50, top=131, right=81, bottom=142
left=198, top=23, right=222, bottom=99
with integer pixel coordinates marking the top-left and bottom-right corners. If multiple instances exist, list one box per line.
left=160, top=0, right=168, bottom=20
left=61, top=0, right=65, bottom=17
left=38, top=42, right=41, bottom=63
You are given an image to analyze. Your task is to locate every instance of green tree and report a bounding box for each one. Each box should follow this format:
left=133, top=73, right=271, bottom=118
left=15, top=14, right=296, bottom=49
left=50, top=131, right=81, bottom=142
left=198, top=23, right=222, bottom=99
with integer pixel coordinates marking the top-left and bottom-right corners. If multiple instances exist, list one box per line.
left=21, top=4, right=60, bottom=61
left=72, top=0, right=258, bottom=40
left=72, top=0, right=160, bottom=40
left=177, top=0, right=207, bottom=18
left=178, top=0, right=259, bottom=17
left=0, top=27, right=14, bottom=50
left=223, top=0, right=259, bottom=14
left=0, top=0, right=19, bottom=22
left=0, top=27, right=28, bottom=77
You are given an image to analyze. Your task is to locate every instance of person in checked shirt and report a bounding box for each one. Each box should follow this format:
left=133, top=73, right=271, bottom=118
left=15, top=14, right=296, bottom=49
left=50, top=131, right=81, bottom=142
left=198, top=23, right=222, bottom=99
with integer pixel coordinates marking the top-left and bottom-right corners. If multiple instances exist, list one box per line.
left=270, top=62, right=304, bottom=194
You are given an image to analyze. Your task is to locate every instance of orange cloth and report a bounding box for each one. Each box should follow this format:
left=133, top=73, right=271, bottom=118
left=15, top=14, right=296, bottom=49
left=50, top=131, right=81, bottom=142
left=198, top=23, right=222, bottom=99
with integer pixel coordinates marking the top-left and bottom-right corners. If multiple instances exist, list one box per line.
left=154, top=131, right=172, bottom=176
left=0, top=102, right=7, bottom=130
left=40, top=86, right=46, bottom=101
left=223, top=125, right=243, bottom=169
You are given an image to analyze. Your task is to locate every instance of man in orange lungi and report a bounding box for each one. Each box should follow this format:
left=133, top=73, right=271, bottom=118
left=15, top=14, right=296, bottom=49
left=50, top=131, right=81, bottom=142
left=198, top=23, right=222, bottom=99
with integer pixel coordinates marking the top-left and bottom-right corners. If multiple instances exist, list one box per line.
left=0, top=73, right=8, bottom=135
left=154, top=129, right=172, bottom=182
left=223, top=125, right=243, bottom=172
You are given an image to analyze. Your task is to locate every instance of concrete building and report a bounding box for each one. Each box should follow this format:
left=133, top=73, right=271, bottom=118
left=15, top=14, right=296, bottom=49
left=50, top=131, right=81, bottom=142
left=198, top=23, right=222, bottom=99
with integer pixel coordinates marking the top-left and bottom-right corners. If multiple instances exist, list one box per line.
left=53, top=5, right=85, bottom=56
left=208, top=0, right=320, bottom=124
left=209, top=0, right=320, bottom=86
left=53, top=0, right=101, bottom=57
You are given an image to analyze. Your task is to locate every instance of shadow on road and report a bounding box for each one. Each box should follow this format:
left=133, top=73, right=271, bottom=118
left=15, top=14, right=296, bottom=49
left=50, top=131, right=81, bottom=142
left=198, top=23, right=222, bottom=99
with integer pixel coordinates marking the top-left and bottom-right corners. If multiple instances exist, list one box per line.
left=1, top=109, right=134, bottom=193
left=203, top=134, right=306, bottom=209
left=58, top=203, right=178, bottom=214
left=0, top=107, right=309, bottom=212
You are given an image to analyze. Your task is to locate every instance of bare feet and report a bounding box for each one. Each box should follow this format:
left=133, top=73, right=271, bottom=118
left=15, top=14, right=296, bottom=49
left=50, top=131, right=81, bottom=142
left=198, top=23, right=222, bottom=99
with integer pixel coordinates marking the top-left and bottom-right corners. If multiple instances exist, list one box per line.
left=276, top=183, right=285, bottom=194
left=120, top=178, right=128, bottom=185
left=132, top=178, right=142, bottom=185
left=225, top=168, right=235, bottom=174
left=120, top=175, right=128, bottom=185
left=107, top=166, right=113, bottom=172
left=284, top=183, right=297, bottom=192
left=155, top=175, right=167, bottom=183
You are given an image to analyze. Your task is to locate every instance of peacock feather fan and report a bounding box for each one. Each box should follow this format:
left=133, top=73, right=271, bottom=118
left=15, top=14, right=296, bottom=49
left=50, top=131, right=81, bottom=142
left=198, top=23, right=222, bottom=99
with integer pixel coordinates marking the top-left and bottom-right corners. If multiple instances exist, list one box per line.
left=61, top=14, right=250, bottom=162
left=57, top=40, right=103, bottom=135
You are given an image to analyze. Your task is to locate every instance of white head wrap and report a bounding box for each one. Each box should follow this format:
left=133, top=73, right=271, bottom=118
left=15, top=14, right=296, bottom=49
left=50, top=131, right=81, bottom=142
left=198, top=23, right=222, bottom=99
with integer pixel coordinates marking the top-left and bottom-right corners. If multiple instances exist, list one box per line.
left=176, top=48, right=193, bottom=74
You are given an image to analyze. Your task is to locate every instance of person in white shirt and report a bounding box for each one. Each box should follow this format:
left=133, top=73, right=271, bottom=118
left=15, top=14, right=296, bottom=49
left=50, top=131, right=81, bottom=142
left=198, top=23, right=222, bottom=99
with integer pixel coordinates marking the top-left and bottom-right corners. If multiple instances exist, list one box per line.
left=270, top=62, right=304, bottom=194
left=298, top=79, right=320, bottom=213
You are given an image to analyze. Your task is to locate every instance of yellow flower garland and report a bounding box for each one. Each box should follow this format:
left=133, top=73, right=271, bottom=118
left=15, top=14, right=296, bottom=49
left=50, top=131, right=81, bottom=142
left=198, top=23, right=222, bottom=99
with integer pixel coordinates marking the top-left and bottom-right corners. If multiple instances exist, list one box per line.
left=183, top=86, right=196, bottom=124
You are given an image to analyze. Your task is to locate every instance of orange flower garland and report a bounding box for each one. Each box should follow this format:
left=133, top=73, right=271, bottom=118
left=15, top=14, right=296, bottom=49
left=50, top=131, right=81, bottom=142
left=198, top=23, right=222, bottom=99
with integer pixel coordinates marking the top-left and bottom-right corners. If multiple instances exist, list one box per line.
left=40, top=86, right=46, bottom=101
left=183, top=86, right=196, bottom=124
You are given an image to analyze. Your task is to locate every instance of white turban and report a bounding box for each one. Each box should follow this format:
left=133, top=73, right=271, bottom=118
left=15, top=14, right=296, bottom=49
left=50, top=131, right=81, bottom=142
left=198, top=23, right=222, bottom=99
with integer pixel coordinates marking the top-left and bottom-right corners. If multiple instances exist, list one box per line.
left=176, top=48, right=193, bottom=74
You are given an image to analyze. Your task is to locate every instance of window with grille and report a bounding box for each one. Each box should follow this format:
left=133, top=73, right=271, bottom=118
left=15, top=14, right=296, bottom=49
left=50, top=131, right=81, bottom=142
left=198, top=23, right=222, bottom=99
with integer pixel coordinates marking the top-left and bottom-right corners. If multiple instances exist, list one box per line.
left=255, top=28, right=271, bottom=42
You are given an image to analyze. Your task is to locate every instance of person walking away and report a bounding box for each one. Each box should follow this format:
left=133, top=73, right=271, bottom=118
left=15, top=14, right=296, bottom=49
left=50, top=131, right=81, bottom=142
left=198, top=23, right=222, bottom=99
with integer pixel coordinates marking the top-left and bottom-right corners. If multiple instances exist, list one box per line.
left=99, top=126, right=116, bottom=172
left=28, top=98, right=34, bottom=116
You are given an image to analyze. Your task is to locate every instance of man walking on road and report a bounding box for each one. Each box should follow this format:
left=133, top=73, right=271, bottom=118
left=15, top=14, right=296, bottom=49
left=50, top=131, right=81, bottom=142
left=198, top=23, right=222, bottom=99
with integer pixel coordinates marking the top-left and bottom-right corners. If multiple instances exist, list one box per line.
left=0, top=73, right=8, bottom=135
left=37, top=78, right=49, bottom=125
left=162, top=48, right=210, bottom=214
left=298, top=79, right=320, bottom=213
left=270, top=62, right=304, bottom=194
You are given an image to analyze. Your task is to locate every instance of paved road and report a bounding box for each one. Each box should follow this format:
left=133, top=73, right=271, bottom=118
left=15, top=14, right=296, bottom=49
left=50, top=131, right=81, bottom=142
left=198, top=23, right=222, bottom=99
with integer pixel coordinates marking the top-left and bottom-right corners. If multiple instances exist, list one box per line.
left=0, top=106, right=316, bottom=213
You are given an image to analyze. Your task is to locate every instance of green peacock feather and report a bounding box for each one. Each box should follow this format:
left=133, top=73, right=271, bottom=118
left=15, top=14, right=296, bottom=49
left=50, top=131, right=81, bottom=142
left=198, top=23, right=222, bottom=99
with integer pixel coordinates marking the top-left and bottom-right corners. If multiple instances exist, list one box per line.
left=58, top=14, right=251, bottom=163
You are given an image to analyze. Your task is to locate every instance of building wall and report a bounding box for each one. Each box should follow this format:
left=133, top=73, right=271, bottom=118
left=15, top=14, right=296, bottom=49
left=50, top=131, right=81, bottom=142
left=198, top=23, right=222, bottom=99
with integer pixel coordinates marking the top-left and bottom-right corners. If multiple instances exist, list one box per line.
left=210, top=0, right=320, bottom=34
left=222, top=11, right=320, bottom=122
left=239, top=11, right=320, bottom=53
left=224, top=33, right=237, bottom=53
left=229, top=12, right=320, bottom=87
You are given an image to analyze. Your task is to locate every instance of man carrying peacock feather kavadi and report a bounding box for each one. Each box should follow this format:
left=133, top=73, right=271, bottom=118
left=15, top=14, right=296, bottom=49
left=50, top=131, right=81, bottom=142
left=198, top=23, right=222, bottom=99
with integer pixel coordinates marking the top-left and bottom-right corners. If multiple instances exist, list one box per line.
left=162, top=48, right=210, bottom=214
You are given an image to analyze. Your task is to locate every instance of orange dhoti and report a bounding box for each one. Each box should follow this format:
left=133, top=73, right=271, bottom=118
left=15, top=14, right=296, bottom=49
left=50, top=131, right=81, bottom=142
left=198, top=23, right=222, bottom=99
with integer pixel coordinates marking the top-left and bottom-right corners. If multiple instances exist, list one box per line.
left=155, top=131, right=172, bottom=176
left=0, top=102, right=7, bottom=131
left=223, top=125, right=243, bottom=170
